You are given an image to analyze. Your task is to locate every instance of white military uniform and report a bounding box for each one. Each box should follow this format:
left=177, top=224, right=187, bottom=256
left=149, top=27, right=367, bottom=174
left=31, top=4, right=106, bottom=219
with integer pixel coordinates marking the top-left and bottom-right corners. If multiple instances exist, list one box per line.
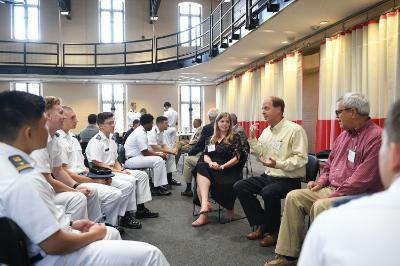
left=127, top=109, right=141, bottom=130
left=56, top=129, right=130, bottom=225
left=163, top=107, right=178, bottom=147
left=124, top=125, right=168, bottom=187
left=86, top=131, right=152, bottom=212
left=30, top=134, right=102, bottom=221
left=298, top=177, right=400, bottom=266
left=148, top=126, right=177, bottom=173
left=0, top=142, right=169, bottom=266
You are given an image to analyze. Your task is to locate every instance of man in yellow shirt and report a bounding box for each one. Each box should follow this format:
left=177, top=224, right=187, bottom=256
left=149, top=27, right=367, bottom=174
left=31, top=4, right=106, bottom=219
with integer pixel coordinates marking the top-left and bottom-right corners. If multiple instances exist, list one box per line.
left=233, top=96, right=308, bottom=247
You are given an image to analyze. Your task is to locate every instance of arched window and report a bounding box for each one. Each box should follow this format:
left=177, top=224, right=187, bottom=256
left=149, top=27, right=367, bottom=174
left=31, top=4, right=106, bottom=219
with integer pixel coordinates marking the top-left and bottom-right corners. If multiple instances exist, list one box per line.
left=99, top=0, right=125, bottom=43
left=178, top=2, right=202, bottom=47
left=12, top=0, right=40, bottom=40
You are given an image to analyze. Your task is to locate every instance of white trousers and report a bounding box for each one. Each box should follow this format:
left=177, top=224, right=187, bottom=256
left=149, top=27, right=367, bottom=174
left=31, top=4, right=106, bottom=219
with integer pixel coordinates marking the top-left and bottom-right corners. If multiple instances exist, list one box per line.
left=54, top=192, right=88, bottom=221
left=125, top=156, right=168, bottom=187
left=37, top=227, right=170, bottom=266
left=164, top=127, right=177, bottom=147
left=109, top=178, right=135, bottom=216
left=165, top=154, right=177, bottom=173
left=80, top=183, right=122, bottom=225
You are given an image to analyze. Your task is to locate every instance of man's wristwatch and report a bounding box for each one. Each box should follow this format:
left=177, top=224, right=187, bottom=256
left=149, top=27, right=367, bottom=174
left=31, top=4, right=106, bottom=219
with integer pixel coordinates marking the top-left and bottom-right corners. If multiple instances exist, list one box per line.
left=73, top=183, right=81, bottom=189
left=220, top=165, right=224, bottom=170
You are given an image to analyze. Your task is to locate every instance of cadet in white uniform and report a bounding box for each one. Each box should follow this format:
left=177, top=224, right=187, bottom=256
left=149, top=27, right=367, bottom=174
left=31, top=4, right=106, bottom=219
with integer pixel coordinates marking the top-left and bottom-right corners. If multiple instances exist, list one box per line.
left=148, top=116, right=181, bottom=187
left=124, top=113, right=171, bottom=196
left=163, top=101, right=178, bottom=147
left=127, top=101, right=141, bottom=130
left=86, top=112, right=159, bottom=220
left=30, top=96, right=101, bottom=221
left=0, top=91, right=169, bottom=265
left=56, top=106, right=134, bottom=227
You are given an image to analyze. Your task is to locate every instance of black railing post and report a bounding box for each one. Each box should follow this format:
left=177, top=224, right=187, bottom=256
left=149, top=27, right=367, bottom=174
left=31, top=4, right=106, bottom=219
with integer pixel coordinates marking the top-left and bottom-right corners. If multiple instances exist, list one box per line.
left=151, top=38, right=154, bottom=65
left=56, top=43, right=59, bottom=66
left=209, top=15, right=213, bottom=55
left=231, top=0, right=235, bottom=37
left=176, top=33, right=179, bottom=64
left=62, top=44, right=65, bottom=67
left=94, top=44, right=97, bottom=68
left=124, top=42, right=127, bottom=68
left=219, top=4, right=223, bottom=46
left=23, top=42, right=27, bottom=68
left=246, top=0, right=252, bottom=29
left=155, top=37, right=158, bottom=65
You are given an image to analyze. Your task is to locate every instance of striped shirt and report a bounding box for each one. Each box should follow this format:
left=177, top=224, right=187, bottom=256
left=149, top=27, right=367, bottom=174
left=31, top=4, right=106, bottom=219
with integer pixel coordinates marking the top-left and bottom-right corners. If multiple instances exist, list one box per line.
left=318, top=119, right=384, bottom=197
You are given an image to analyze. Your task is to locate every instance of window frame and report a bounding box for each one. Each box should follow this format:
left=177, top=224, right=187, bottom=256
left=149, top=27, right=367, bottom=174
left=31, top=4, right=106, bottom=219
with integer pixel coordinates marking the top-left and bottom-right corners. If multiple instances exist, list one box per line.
left=11, top=0, right=40, bottom=41
left=179, top=85, right=203, bottom=133
left=11, top=82, right=42, bottom=96
left=99, top=0, right=125, bottom=43
left=178, top=2, right=202, bottom=47
left=98, top=83, right=127, bottom=133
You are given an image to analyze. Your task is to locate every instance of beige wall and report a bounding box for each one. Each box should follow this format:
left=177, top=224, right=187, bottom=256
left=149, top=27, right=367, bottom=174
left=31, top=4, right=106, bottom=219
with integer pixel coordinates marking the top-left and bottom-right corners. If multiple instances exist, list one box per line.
left=0, top=81, right=9, bottom=92
left=302, top=53, right=319, bottom=153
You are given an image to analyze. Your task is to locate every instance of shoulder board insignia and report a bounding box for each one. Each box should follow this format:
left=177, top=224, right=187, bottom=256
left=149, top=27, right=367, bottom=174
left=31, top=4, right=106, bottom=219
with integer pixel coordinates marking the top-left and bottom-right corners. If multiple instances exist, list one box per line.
left=72, top=135, right=77, bottom=139
left=55, top=132, right=60, bottom=137
left=8, top=155, right=33, bottom=173
left=96, top=135, right=102, bottom=140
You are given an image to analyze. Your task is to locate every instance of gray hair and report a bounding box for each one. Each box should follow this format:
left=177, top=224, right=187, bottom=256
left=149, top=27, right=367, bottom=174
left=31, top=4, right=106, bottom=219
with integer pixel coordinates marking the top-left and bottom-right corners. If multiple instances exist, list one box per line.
left=338, top=92, right=370, bottom=116
left=207, top=107, right=219, bottom=122
left=385, top=99, right=400, bottom=144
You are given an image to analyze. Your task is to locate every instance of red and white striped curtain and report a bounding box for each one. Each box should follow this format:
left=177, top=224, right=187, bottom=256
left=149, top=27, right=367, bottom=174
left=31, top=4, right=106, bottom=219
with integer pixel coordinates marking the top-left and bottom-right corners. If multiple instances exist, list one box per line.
left=216, top=52, right=303, bottom=136
left=317, top=9, right=400, bottom=152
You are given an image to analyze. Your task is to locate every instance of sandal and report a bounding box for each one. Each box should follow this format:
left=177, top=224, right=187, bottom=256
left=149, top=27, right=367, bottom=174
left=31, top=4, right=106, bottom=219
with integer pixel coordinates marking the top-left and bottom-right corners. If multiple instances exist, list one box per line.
left=192, top=215, right=209, bottom=227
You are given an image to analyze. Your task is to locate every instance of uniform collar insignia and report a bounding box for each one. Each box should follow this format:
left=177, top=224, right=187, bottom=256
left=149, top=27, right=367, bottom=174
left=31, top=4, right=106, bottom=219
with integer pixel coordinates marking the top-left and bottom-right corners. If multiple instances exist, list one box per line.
left=96, top=134, right=102, bottom=140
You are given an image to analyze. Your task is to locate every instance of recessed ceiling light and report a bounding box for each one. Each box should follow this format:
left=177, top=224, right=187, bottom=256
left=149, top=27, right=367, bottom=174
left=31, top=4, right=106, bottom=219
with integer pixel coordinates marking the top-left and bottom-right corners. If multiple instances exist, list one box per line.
left=225, top=70, right=230, bottom=72
left=262, top=29, right=275, bottom=33
left=283, top=30, right=296, bottom=34
left=241, top=57, right=249, bottom=60
left=240, top=62, right=245, bottom=65
left=259, top=52, right=265, bottom=55
left=281, top=41, right=289, bottom=44
left=202, top=76, right=207, bottom=78
left=320, top=20, right=329, bottom=25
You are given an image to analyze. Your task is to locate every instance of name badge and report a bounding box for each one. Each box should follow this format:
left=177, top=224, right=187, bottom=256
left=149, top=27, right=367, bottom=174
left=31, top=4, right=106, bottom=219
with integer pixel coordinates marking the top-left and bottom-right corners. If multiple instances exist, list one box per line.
left=348, top=150, right=356, bottom=163
left=271, top=140, right=282, bottom=151
left=105, top=148, right=110, bottom=152
left=208, top=144, right=216, bottom=152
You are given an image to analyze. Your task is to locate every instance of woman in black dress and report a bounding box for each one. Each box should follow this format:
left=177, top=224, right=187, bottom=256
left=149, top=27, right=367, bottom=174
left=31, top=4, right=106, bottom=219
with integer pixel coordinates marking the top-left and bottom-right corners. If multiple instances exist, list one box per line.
left=192, top=112, right=243, bottom=227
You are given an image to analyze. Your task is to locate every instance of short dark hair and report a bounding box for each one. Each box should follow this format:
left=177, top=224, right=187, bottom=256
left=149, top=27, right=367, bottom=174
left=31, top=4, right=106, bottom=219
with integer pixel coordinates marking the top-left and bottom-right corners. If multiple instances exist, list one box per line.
left=88, top=114, right=97, bottom=124
left=140, top=113, right=154, bottom=125
left=163, top=101, right=171, bottom=108
left=194, top=118, right=202, bottom=125
left=269, top=96, right=285, bottom=114
left=97, top=112, right=114, bottom=125
left=385, top=99, right=400, bottom=144
left=156, top=116, right=168, bottom=124
left=132, top=119, right=140, bottom=126
left=0, top=91, right=45, bottom=141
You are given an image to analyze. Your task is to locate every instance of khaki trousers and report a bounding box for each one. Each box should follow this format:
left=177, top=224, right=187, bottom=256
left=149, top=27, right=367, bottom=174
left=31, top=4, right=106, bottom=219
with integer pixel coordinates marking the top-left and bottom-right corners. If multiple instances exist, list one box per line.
left=275, top=187, right=347, bottom=257
left=181, top=155, right=199, bottom=183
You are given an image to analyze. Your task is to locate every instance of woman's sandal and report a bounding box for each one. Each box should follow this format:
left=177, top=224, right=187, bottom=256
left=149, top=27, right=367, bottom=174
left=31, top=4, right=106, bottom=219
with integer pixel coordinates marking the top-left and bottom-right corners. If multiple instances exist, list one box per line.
left=192, top=216, right=209, bottom=227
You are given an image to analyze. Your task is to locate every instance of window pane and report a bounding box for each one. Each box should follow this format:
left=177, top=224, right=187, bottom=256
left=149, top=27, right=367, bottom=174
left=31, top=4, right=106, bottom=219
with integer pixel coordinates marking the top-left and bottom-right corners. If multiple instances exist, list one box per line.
left=14, top=6, right=25, bottom=40
left=180, top=86, right=190, bottom=102
left=100, top=0, right=111, bottom=9
left=191, top=5, right=201, bottom=15
left=101, top=84, right=112, bottom=101
left=191, top=86, right=201, bottom=102
left=113, top=84, right=124, bottom=101
left=28, top=83, right=40, bottom=95
left=27, top=7, right=39, bottom=40
left=27, top=0, right=38, bottom=5
left=180, top=16, right=189, bottom=30
left=180, top=103, right=190, bottom=131
left=114, top=103, right=124, bottom=133
left=15, top=83, right=27, bottom=92
left=100, top=11, right=111, bottom=43
left=113, top=11, right=124, bottom=43
left=179, top=4, right=189, bottom=15
left=113, top=0, right=124, bottom=10
left=191, top=16, right=200, bottom=27
left=102, top=103, right=112, bottom=113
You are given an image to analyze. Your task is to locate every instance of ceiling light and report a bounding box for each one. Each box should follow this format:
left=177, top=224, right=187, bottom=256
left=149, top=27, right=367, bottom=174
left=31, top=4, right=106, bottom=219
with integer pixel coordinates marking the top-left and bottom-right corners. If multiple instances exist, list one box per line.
left=283, top=30, right=296, bottom=34
left=150, top=16, right=159, bottom=21
left=225, top=70, right=230, bottom=72
left=320, top=20, right=329, bottom=25
left=240, top=62, right=245, bottom=65
left=224, top=0, right=231, bottom=2
left=202, top=76, right=207, bottom=79
left=281, top=41, right=289, bottom=44
left=262, top=29, right=275, bottom=33
left=259, top=52, right=265, bottom=55
left=60, top=11, right=70, bottom=15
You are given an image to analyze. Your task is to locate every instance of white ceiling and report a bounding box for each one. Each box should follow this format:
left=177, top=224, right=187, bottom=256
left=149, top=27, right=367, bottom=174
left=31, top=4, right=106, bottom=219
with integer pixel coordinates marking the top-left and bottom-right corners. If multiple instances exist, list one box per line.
left=0, top=0, right=385, bottom=85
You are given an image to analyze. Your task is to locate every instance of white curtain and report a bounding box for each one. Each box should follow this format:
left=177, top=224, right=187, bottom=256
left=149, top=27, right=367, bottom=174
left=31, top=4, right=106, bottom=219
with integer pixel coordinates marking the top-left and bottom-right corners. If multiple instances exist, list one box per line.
left=317, top=10, right=400, bottom=151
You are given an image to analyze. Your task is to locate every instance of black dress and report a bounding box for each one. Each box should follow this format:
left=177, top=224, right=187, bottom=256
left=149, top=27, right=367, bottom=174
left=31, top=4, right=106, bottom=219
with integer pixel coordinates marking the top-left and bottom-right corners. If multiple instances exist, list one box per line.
left=196, top=133, right=243, bottom=210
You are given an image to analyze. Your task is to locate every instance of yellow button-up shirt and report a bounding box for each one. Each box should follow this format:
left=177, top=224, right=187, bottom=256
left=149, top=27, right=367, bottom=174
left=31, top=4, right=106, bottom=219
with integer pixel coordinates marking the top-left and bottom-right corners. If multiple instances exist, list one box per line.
left=249, top=118, right=308, bottom=178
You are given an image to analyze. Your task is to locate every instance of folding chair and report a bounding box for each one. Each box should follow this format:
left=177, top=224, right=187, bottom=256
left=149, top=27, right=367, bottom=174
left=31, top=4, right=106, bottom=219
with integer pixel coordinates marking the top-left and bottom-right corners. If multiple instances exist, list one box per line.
left=0, top=217, right=31, bottom=266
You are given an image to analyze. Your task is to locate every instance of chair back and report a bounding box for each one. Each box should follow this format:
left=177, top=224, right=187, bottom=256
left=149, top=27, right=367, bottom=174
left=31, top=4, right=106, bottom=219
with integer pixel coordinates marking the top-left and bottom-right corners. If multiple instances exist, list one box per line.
left=305, top=154, right=320, bottom=182
left=237, top=149, right=248, bottom=178
left=118, top=144, right=126, bottom=164
left=0, top=217, right=31, bottom=266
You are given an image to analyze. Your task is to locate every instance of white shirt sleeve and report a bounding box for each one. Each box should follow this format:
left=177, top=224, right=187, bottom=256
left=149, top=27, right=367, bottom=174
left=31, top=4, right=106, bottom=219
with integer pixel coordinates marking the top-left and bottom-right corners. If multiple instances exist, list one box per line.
left=49, top=141, right=63, bottom=168
left=147, top=130, right=158, bottom=146
left=30, top=149, right=51, bottom=174
left=138, top=132, right=149, bottom=152
left=85, top=140, right=104, bottom=163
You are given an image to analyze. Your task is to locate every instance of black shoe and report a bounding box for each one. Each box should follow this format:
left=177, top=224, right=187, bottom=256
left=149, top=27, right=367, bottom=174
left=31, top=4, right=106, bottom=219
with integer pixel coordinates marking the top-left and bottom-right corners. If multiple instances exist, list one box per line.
left=169, top=178, right=182, bottom=186
left=136, top=208, right=160, bottom=219
left=119, top=215, right=142, bottom=229
left=151, top=187, right=172, bottom=196
left=105, top=223, right=126, bottom=235
left=181, top=190, right=193, bottom=197
left=163, top=184, right=172, bottom=190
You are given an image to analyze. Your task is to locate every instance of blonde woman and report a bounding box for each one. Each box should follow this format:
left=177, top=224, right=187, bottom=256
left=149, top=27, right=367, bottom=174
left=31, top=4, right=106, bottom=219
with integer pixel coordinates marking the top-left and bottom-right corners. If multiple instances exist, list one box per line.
left=192, top=112, right=243, bottom=227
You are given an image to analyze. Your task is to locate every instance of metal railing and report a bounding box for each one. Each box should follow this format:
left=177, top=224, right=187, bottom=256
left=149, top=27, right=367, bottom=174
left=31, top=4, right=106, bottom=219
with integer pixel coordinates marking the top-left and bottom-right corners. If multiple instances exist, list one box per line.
left=0, top=0, right=290, bottom=70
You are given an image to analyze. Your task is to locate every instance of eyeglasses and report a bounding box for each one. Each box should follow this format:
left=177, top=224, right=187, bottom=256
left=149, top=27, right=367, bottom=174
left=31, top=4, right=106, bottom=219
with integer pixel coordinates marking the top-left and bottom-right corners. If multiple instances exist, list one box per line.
left=104, top=121, right=115, bottom=125
left=335, top=108, right=352, bottom=117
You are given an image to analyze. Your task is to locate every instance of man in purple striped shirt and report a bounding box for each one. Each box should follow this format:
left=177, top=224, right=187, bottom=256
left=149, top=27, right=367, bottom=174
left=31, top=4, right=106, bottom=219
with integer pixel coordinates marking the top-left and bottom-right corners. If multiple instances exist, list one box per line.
left=266, top=92, right=384, bottom=266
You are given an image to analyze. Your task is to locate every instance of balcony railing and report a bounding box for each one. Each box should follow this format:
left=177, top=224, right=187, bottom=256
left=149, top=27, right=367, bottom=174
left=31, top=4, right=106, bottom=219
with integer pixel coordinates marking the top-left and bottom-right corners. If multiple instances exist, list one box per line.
left=0, top=0, right=291, bottom=72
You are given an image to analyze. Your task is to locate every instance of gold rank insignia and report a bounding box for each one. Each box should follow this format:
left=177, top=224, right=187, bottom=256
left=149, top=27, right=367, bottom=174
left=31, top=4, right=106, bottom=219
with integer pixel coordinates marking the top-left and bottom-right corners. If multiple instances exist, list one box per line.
left=8, top=155, right=33, bottom=173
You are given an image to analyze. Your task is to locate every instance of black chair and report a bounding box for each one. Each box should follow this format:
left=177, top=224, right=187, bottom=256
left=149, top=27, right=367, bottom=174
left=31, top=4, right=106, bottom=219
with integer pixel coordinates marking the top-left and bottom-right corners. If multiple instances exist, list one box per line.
left=193, top=149, right=248, bottom=223
left=304, top=154, right=320, bottom=183
left=117, top=144, right=153, bottom=181
left=0, top=217, right=31, bottom=266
